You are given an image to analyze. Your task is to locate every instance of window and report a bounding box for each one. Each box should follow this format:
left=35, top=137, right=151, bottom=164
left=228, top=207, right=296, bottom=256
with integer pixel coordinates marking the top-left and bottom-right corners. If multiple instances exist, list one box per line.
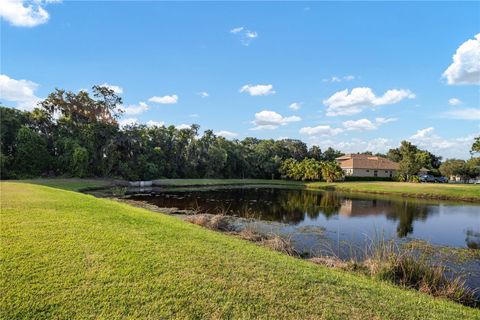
left=366, top=170, right=370, bottom=172
left=374, top=170, right=378, bottom=177
left=385, top=171, right=388, bottom=173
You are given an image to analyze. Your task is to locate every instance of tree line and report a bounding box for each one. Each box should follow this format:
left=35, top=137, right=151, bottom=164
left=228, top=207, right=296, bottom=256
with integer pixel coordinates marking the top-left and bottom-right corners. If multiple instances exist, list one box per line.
left=1, top=85, right=478, bottom=181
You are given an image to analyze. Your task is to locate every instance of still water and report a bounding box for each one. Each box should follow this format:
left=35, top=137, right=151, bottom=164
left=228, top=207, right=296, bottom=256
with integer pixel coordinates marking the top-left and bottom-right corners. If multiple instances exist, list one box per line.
left=128, top=186, right=480, bottom=251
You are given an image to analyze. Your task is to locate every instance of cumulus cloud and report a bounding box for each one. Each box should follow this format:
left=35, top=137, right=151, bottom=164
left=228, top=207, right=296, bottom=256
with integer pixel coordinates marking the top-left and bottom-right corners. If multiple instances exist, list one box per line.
left=299, top=125, right=343, bottom=137
left=323, top=75, right=355, bottom=83
left=197, top=91, right=209, bottom=98
left=0, top=0, right=60, bottom=27
left=146, top=120, right=165, bottom=127
left=0, top=74, right=41, bottom=110
left=409, top=127, right=476, bottom=156
left=119, top=102, right=149, bottom=115
left=215, top=130, right=238, bottom=138
left=448, top=98, right=462, bottom=106
left=230, top=26, right=258, bottom=46
left=442, top=107, right=480, bottom=120
left=119, top=118, right=138, bottom=128
left=176, top=124, right=191, bottom=130
left=411, top=127, right=435, bottom=141
left=288, top=102, right=302, bottom=111
left=335, top=138, right=394, bottom=154
left=408, top=127, right=477, bottom=158
left=100, top=83, right=123, bottom=95
left=148, top=94, right=178, bottom=104
left=323, top=87, right=415, bottom=116
left=442, top=34, right=480, bottom=85
left=250, top=110, right=301, bottom=130
left=342, top=117, right=397, bottom=131
left=240, top=84, right=275, bottom=96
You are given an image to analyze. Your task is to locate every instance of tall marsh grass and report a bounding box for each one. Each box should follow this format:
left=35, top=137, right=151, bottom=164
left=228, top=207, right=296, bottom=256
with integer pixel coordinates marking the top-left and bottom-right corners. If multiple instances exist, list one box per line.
left=311, top=235, right=479, bottom=307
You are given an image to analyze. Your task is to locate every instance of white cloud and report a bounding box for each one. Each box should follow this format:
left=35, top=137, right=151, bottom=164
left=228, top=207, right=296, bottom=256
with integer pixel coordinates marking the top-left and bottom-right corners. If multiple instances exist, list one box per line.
left=442, top=34, right=480, bottom=85
left=245, top=31, right=258, bottom=39
left=230, top=27, right=244, bottom=34
left=197, top=91, right=209, bottom=98
left=100, top=83, right=123, bottom=95
left=299, top=125, right=343, bottom=137
left=342, top=119, right=377, bottom=131
left=146, top=120, right=165, bottom=127
left=442, top=107, right=480, bottom=120
left=240, top=84, right=275, bottom=96
left=323, top=75, right=356, bottom=83
left=0, top=74, right=41, bottom=110
left=148, top=94, right=178, bottom=104
left=176, top=124, right=191, bottom=130
left=230, top=26, right=258, bottom=46
left=251, top=110, right=301, bottom=130
left=448, top=98, right=462, bottom=106
left=323, top=87, right=415, bottom=116
left=411, top=127, right=435, bottom=140
left=119, top=118, right=138, bottom=128
left=119, top=102, right=149, bottom=115
left=0, top=0, right=60, bottom=27
left=215, top=130, right=238, bottom=138
left=408, top=127, right=477, bottom=158
left=335, top=138, right=393, bottom=154
left=342, top=117, right=397, bottom=132
left=189, top=113, right=199, bottom=118
left=288, top=102, right=302, bottom=111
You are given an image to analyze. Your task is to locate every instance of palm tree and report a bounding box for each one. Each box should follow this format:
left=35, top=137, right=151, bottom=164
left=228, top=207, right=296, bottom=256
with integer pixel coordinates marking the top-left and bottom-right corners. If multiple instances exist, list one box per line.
left=321, top=162, right=343, bottom=183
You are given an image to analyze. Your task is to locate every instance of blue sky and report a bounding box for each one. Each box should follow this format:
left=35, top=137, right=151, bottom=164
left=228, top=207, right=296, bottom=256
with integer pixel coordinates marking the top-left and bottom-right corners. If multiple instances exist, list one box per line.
left=1, top=1, right=479, bottom=159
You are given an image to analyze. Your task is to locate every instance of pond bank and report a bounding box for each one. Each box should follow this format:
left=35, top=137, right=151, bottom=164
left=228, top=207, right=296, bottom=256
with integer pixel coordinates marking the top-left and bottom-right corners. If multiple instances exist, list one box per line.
left=5, top=182, right=478, bottom=318
left=21, top=178, right=480, bottom=202
left=150, top=179, right=480, bottom=202
left=114, top=193, right=480, bottom=307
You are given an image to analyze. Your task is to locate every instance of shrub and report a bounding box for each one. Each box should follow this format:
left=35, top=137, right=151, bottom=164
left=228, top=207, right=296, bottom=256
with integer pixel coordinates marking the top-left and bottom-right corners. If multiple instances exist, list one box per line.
left=14, top=127, right=50, bottom=177
left=408, top=175, right=420, bottom=183
left=72, top=146, right=89, bottom=177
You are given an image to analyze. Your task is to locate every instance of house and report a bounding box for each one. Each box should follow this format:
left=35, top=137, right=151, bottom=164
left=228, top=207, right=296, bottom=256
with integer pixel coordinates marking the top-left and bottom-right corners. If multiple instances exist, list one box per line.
left=336, top=154, right=399, bottom=178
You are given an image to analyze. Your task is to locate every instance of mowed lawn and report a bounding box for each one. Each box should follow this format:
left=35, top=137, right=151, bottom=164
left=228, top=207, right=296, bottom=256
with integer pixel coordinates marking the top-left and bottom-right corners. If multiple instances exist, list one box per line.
left=306, top=181, right=480, bottom=201
left=1, top=183, right=478, bottom=319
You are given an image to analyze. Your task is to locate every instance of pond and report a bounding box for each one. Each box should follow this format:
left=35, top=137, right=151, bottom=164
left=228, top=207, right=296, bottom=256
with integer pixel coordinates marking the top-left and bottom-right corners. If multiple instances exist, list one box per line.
left=126, top=186, right=480, bottom=291
left=128, top=186, right=480, bottom=250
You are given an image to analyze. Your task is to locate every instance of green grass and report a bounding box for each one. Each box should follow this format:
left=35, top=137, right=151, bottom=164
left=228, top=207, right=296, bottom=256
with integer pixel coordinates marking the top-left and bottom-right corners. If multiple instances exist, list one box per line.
left=23, top=178, right=113, bottom=191
left=1, top=182, right=478, bottom=319
left=305, top=181, right=480, bottom=202
left=152, top=178, right=301, bottom=187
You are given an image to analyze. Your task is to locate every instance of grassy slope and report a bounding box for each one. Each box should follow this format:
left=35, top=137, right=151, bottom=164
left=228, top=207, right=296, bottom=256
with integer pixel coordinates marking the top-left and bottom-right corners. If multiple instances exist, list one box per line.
left=23, top=178, right=113, bottom=191
left=1, top=182, right=478, bottom=319
left=305, top=181, right=480, bottom=202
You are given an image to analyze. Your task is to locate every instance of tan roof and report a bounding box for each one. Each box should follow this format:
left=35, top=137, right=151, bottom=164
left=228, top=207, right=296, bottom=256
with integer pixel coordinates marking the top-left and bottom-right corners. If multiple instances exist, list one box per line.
left=337, top=154, right=399, bottom=170
left=336, top=153, right=371, bottom=160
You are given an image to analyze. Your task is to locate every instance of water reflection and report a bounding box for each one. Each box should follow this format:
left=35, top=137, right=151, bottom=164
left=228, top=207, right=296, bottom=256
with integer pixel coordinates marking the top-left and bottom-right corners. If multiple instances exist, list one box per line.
left=466, top=230, right=480, bottom=249
left=128, top=187, right=479, bottom=248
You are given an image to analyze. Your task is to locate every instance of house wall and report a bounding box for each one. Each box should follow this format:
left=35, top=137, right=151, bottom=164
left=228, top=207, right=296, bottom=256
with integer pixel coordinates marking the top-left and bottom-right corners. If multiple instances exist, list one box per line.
left=342, top=168, right=396, bottom=178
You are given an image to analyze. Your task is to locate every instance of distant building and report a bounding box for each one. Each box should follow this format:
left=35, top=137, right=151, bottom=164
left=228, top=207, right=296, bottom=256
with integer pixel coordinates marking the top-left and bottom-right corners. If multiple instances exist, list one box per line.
left=418, top=167, right=429, bottom=175
left=336, top=154, right=399, bottom=178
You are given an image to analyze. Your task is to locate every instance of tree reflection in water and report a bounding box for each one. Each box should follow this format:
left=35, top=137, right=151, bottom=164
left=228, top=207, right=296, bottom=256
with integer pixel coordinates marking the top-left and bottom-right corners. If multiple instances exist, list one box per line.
left=129, top=187, right=464, bottom=239
left=466, top=229, right=480, bottom=249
